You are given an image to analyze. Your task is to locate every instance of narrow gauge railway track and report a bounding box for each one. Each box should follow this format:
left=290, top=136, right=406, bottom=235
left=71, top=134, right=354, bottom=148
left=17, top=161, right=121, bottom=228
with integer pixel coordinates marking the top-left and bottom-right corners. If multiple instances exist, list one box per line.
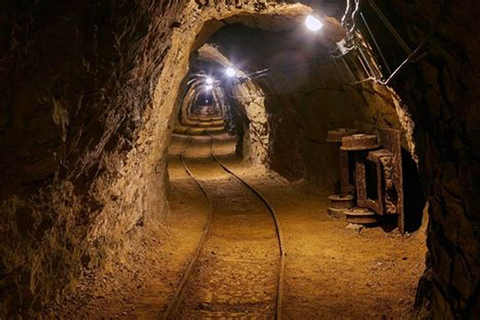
left=162, top=137, right=213, bottom=318
left=162, top=136, right=286, bottom=319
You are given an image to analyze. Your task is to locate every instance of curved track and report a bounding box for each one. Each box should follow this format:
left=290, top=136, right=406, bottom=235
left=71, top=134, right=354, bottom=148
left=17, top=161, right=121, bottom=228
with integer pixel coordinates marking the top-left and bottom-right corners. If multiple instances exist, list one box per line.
left=163, top=136, right=285, bottom=319
left=162, top=137, right=213, bottom=319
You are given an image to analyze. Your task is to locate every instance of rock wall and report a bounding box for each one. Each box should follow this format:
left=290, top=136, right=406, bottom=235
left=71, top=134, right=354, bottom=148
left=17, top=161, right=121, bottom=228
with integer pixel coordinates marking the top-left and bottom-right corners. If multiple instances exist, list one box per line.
left=264, top=77, right=415, bottom=187
left=361, top=0, right=480, bottom=317
left=265, top=87, right=359, bottom=185
left=0, top=0, right=187, bottom=315
left=229, top=82, right=270, bottom=164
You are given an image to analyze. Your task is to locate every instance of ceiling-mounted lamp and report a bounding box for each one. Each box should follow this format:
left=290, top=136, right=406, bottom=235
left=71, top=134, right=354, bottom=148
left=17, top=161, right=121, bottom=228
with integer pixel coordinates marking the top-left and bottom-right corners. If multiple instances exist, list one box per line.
left=205, top=84, right=213, bottom=91
left=206, top=77, right=214, bottom=85
left=225, top=67, right=237, bottom=77
left=305, top=15, right=323, bottom=32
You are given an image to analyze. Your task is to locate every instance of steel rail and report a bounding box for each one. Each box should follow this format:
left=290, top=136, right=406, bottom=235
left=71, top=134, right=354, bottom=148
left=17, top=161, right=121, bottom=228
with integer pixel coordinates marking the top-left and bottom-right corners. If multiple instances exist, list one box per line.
left=210, top=136, right=286, bottom=320
left=161, top=137, right=213, bottom=320
left=164, top=134, right=286, bottom=319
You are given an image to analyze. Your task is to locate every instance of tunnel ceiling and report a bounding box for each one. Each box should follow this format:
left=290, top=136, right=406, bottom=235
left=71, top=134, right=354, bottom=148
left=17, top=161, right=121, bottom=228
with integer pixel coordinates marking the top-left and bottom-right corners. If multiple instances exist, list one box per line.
left=298, top=0, right=347, bottom=18
left=207, top=23, right=332, bottom=72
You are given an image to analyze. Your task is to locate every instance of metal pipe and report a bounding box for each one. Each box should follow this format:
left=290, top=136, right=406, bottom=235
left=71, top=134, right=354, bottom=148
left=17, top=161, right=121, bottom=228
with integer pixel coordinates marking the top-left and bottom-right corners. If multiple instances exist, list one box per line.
left=348, top=54, right=361, bottom=80
left=332, top=58, right=345, bottom=83
left=348, top=0, right=361, bottom=34
left=357, top=44, right=382, bottom=79
left=382, top=34, right=430, bottom=85
left=342, top=57, right=357, bottom=83
left=358, top=55, right=370, bottom=78
left=368, top=0, right=412, bottom=55
left=341, top=0, right=353, bottom=26
left=360, top=12, right=392, bottom=76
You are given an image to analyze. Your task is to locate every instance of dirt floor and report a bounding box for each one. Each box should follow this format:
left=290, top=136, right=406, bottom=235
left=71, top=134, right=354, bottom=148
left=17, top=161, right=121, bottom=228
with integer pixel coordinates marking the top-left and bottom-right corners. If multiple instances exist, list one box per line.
left=41, top=134, right=427, bottom=319
left=226, top=159, right=427, bottom=319
left=178, top=155, right=279, bottom=318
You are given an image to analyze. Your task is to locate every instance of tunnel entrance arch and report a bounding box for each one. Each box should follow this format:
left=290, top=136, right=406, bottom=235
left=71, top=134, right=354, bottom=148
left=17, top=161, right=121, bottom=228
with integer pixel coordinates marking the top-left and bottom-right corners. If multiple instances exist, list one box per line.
left=138, top=2, right=346, bottom=172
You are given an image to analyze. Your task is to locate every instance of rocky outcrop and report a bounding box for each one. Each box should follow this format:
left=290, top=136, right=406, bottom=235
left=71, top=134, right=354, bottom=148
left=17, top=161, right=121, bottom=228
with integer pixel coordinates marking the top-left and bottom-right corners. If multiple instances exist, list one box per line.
left=1, top=0, right=187, bottom=315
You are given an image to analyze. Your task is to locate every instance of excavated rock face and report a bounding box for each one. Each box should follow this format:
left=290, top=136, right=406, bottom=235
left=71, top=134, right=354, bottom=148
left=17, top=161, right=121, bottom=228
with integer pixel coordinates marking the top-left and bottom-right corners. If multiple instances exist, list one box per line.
left=363, top=0, right=480, bottom=317
left=265, top=79, right=415, bottom=186
left=1, top=0, right=188, bottom=315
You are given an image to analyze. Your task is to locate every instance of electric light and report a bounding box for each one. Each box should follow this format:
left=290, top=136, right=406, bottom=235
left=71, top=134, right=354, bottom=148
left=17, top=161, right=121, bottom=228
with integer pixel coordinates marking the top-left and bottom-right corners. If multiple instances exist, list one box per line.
left=225, top=67, right=236, bottom=77
left=206, top=77, right=214, bottom=85
left=305, top=15, right=323, bottom=31
left=205, top=85, right=213, bottom=91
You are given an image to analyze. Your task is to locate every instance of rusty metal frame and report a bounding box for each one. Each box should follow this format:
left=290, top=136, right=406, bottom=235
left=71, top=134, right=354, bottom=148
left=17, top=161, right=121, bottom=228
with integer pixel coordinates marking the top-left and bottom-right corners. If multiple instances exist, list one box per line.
left=327, top=129, right=359, bottom=196
left=354, top=128, right=404, bottom=233
left=377, top=128, right=404, bottom=233
left=356, top=151, right=383, bottom=215
left=339, top=150, right=355, bottom=196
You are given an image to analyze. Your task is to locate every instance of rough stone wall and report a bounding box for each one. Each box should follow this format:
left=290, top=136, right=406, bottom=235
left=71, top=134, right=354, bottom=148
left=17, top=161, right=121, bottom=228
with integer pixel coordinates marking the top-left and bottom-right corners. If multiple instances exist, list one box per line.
left=364, top=0, right=480, bottom=317
left=265, top=87, right=359, bottom=185
left=0, top=0, right=187, bottom=315
left=262, top=70, right=411, bottom=190
left=229, top=82, right=269, bottom=165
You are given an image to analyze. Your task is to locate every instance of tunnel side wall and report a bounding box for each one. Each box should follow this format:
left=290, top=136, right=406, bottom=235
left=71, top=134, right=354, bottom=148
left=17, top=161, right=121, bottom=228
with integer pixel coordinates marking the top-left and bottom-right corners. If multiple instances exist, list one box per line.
left=365, top=0, right=480, bottom=317
left=263, top=75, right=410, bottom=190
left=0, top=0, right=187, bottom=315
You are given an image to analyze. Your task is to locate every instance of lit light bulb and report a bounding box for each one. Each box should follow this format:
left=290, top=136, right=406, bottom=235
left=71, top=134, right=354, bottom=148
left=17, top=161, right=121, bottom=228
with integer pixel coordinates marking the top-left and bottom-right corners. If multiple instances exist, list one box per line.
left=205, top=85, right=213, bottom=91
left=225, top=67, right=236, bottom=77
left=305, top=15, right=323, bottom=31
left=206, top=77, right=214, bottom=85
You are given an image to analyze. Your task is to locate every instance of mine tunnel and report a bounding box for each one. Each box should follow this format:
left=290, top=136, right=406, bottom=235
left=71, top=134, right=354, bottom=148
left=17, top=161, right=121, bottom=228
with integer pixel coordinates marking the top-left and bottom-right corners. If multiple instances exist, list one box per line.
left=1, top=0, right=480, bottom=318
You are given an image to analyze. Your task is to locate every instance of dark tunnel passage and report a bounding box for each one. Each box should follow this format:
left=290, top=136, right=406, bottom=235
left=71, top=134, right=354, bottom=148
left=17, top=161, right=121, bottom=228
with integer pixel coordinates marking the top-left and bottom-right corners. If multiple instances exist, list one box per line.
left=1, top=0, right=480, bottom=319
